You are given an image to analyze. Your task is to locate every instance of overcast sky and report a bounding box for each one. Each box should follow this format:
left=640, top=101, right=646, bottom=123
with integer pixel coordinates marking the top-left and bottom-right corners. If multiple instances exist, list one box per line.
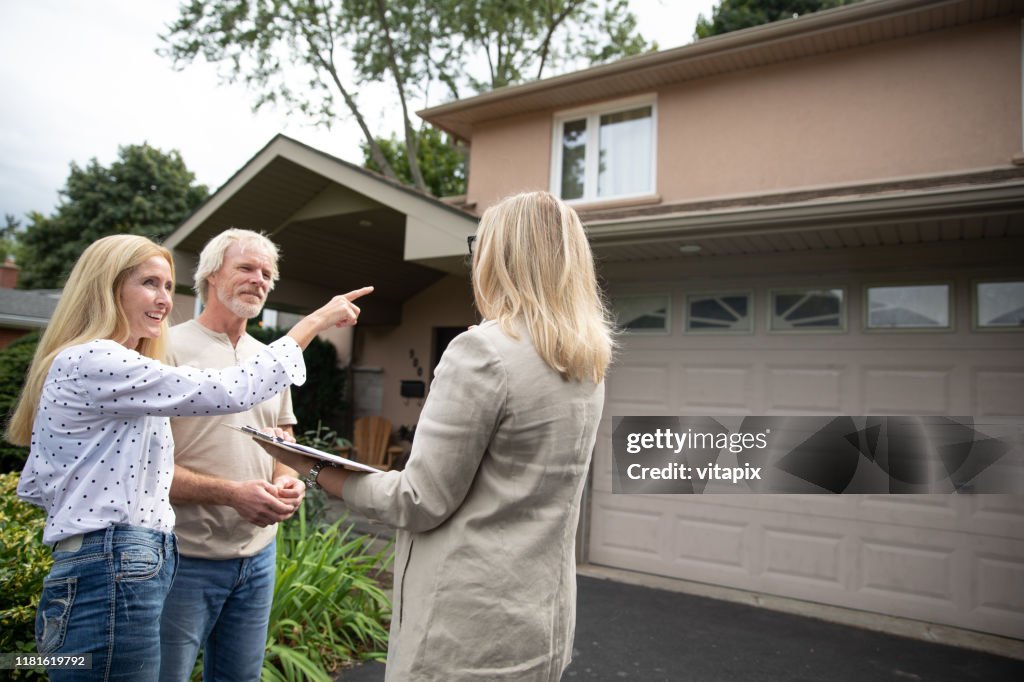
left=0, top=0, right=715, bottom=221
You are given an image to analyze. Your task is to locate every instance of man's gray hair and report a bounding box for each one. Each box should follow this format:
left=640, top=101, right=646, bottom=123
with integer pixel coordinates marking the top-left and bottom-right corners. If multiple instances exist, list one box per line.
left=193, top=228, right=281, bottom=304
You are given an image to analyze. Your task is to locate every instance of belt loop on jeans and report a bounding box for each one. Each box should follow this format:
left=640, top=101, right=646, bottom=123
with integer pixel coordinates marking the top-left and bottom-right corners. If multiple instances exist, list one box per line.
left=103, top=525, right=116, bottom=554
left=53, top=533, right=84, bottom=552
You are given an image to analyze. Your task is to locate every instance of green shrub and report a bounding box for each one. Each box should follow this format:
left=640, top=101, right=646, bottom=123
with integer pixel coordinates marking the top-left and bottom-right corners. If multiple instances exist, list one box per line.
left=0, top=471, right=52, bottom=679
left=247, top=325, right=348, bottom=431
left=0, top=333, right=39, bottom=473
left=262, top=504, right=392, bottom=681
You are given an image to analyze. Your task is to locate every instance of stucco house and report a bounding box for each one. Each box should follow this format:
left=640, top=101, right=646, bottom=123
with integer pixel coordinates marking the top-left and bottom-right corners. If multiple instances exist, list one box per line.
left=167, top=0, right=1024, bottom=651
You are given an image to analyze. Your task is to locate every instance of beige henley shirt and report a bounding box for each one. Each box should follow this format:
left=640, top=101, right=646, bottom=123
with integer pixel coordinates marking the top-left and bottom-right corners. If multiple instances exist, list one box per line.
left=168, top=319, right=297, bottom=559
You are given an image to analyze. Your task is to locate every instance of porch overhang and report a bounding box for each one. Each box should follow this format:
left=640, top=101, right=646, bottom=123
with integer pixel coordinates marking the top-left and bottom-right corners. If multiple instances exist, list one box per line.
left=164, top=135, right=479, bottom=325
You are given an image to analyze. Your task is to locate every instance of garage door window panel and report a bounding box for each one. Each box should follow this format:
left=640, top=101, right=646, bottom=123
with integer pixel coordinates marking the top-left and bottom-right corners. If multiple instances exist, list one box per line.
left=685, top=293, right=753, bottom=334
left=613, top=294, right=670, bottom=334
left=974, top=280, right=1024, bottom=331
left=865, top=284, right=951, bottom=331
left=769, top=288, right=846, bottom=332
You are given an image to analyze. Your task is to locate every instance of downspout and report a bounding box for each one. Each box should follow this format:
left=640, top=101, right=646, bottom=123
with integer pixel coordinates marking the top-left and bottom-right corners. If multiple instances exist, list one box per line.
left=1016, top=18, right=1024, bottom=166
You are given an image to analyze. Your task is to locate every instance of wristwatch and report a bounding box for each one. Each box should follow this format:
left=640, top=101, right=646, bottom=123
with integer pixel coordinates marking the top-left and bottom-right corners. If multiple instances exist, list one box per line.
left=303, top=460, right=335, bottom=490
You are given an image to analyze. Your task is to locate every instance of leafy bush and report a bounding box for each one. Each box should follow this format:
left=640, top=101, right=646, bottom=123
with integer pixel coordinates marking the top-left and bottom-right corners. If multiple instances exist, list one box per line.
left=0, top=471, right=52, bottom=679
left=247, top=325, right=348, bottom=431
left=263, top=505, right=392, bottom=681
left=0, top=333, right=39, bottom=473
left=297, top=422, right=352, bottom=453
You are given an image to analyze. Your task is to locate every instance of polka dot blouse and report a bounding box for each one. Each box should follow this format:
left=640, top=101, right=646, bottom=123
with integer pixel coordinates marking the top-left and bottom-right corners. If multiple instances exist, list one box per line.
left=17, top=337, right=307, bottom=545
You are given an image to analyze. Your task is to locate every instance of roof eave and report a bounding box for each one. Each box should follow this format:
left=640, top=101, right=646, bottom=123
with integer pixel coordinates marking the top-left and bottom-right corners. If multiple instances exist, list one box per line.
left=418, top=0, right=1010, bottom=140
left=165, top=134, right=477, bottom=251
left=583, top=178, right=1024, bottom=245
left=0, top=314, right=49, bottom=329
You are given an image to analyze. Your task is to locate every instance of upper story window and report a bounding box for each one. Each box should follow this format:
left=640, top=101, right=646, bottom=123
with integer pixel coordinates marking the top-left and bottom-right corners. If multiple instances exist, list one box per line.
left=552, top=97, right=656, bottom=203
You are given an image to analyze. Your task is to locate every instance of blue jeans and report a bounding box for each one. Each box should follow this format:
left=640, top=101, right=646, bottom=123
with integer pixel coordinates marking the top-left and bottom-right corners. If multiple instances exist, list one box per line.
left=158, top=540, right=276, bottom=682
left=35, top=524, right=178, bottom=682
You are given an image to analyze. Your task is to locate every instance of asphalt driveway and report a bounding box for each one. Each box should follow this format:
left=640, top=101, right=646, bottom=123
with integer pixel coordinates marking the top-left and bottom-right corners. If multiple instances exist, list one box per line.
left=336, top=572, right=1023, bottom=681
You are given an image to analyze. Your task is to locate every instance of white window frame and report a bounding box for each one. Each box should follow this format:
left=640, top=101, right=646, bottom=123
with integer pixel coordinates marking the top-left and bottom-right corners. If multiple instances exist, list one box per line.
left=550, top=94, right=657, bottom=205
left=261, top=308, right=280, bottom=329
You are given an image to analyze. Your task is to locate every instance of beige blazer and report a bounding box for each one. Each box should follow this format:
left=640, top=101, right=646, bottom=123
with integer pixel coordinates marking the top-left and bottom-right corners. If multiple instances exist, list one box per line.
left=344, top=320, right=604, bottom=681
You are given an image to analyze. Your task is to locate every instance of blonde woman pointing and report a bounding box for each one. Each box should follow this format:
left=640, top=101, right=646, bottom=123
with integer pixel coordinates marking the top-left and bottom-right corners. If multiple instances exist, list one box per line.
left=6, top=234, right=371, bottom=681
left=263, top=191, right=614, bottom=681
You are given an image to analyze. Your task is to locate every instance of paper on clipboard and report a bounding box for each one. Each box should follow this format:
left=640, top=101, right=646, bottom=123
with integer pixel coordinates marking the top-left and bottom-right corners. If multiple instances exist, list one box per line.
left=223, top=424, right=383, bottom=473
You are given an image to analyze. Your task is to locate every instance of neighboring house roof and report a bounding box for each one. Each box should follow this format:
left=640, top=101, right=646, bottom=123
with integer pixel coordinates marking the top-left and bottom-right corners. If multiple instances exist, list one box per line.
left=0, top=289, right=61, bottom=329
left=419, top=0, right=1014, bottom=141
left=165, top=134, right=479, bottom=324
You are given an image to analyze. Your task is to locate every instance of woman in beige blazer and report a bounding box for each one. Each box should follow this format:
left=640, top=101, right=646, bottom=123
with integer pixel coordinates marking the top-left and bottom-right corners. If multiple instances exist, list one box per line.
left=267, top=191, right=615, bottom=681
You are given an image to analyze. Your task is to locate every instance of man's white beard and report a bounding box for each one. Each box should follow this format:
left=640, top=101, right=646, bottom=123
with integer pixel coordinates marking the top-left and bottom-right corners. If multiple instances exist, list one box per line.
left=216, top=286, right=263, bottom=320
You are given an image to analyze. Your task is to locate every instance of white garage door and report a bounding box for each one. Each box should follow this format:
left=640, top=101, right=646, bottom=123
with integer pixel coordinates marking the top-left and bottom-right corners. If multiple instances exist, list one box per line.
left=588, top=268, right=1024, bottom=639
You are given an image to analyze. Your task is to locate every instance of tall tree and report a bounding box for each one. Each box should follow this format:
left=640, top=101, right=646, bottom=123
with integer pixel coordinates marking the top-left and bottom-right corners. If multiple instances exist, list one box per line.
left=362, top=127, right=467, bottom=198
left=18, top=144, right=208, bottom=289
left=695, top=0, right=860, bottom=39
left=0, top=214, right=21, bottom=264
left=450, top=0, right=650, bottom=91
left=160, top=0, right=652, bottom=193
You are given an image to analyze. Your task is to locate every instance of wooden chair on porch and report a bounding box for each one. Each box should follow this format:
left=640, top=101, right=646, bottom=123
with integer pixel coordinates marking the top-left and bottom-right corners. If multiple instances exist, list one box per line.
left=353, top=416, right=404, bottom=471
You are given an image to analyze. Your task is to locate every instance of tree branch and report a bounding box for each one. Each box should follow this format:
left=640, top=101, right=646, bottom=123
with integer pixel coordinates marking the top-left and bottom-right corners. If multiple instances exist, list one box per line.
left=373, top=0, right=428, bottom=192
left=296, top=0, right=398, bottom=179
left=535, top=0, right=587, bottom=79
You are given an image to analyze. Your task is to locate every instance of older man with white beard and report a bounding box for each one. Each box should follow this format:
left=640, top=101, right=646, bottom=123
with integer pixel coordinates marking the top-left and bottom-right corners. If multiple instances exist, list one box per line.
left=159, top=229, right=305, bottom=682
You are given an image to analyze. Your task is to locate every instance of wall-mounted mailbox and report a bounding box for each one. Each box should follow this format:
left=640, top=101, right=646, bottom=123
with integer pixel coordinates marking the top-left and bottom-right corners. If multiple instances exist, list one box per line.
left=400, top=380, right=425, bottom=398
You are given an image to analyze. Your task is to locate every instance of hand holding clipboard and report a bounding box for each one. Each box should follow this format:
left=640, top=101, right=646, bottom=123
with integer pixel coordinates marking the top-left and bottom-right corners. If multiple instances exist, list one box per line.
left=224, top=424, right=383, bottom=473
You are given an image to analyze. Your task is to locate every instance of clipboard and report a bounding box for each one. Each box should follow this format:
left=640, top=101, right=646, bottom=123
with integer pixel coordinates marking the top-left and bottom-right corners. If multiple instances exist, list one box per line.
left=224, top=424, right=384, bottom=473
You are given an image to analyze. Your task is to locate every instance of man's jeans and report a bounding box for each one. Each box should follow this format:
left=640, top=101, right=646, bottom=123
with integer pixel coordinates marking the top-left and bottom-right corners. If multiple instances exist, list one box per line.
left=36, top=524, right=178, bottom=682
left=158, top=540, right=276, bottom=682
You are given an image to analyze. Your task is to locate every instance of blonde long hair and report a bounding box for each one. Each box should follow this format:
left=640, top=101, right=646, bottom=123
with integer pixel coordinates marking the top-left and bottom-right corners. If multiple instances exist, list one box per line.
left=5, top=235, right=175, bottom=445
left=472, top=191, right=614, bottom=383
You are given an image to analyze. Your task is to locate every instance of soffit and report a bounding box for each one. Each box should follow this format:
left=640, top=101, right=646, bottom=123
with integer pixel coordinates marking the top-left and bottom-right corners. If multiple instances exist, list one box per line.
left=583, top=172, right=1024, bottom=263
left=172, top=157, right=333, bottom=253
left=591, top=213, right=1024, bottom=263
left=419, top=0, right=1020, bottom=140
left=270, top=211, right=446, bottom=308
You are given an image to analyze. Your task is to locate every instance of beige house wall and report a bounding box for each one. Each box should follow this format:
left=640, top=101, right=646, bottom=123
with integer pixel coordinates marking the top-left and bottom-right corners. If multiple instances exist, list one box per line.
left=660, top=18, right=1019, bottom=202
left=464, top=17, right=1020, bottom=212
left=357, top=274, right=476, bottom=431
left=466, top=111, right=553, bottom=213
